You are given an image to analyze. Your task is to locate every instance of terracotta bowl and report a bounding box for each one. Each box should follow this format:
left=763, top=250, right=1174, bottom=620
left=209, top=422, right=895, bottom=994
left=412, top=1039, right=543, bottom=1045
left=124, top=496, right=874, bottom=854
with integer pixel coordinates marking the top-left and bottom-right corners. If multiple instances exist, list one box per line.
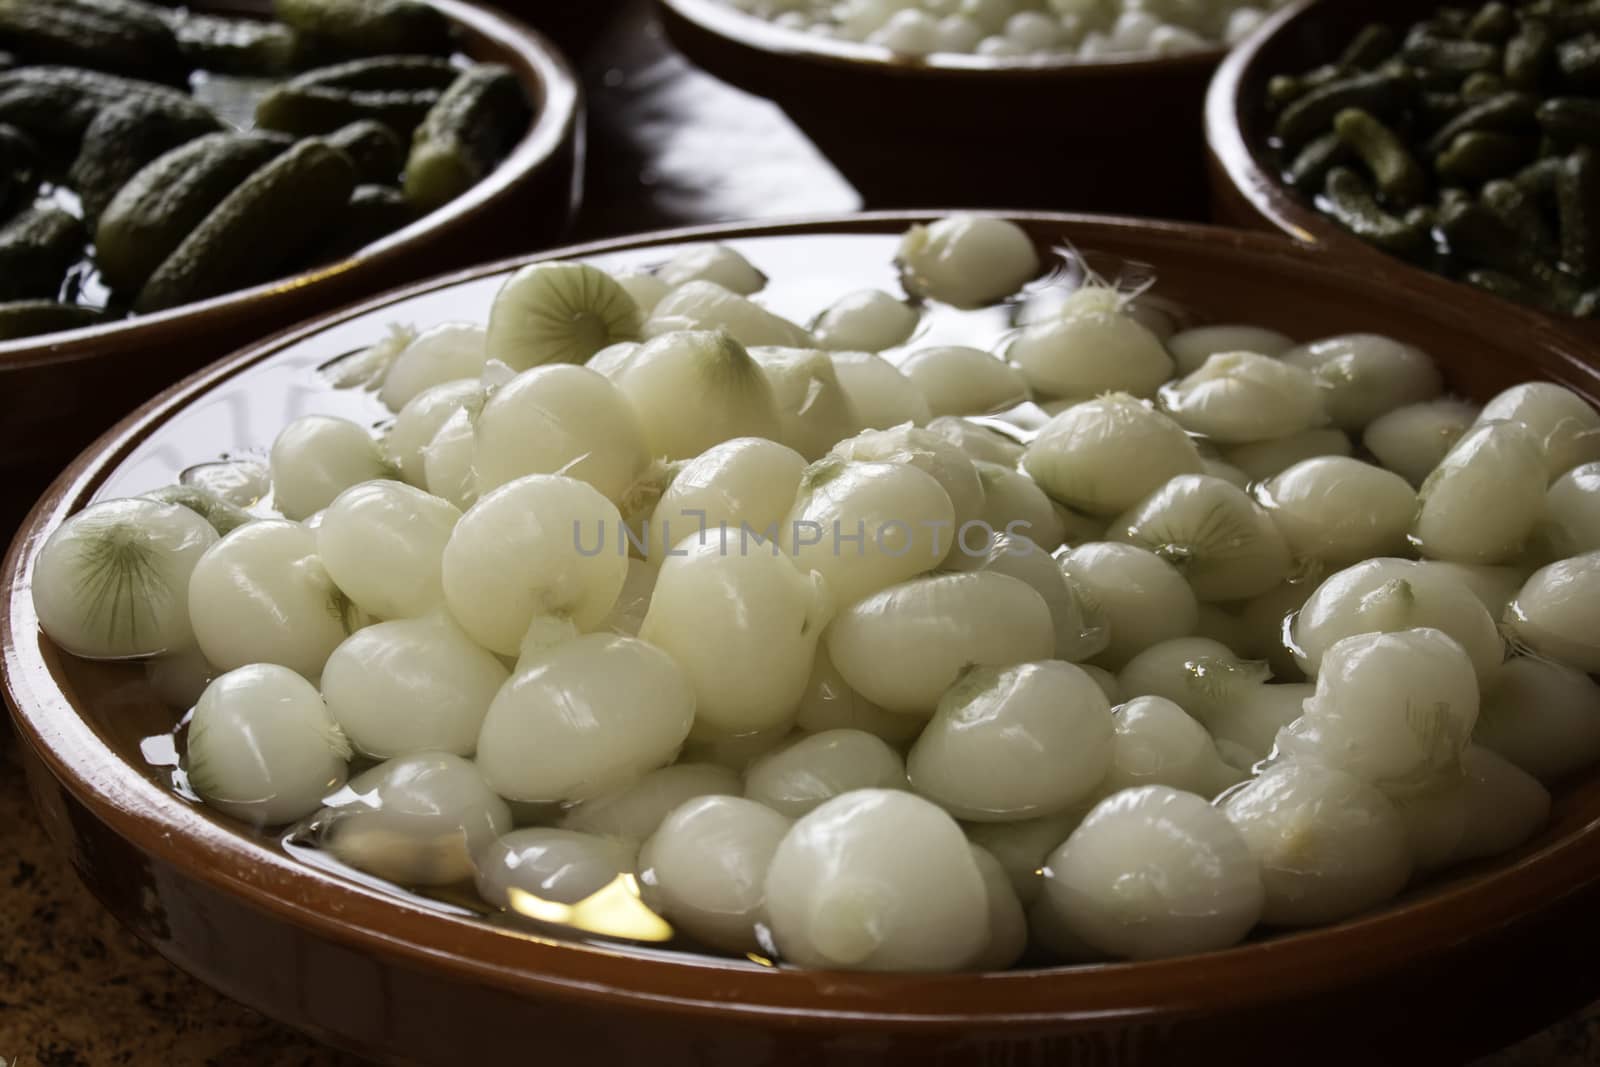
left=654, top=0, right=1225, bottom=219
left=0, top=0, right=582, bottom=535
left=7, top=213, right=1600, bottom=1067
left=1204, top=0, right=1600, bottom=338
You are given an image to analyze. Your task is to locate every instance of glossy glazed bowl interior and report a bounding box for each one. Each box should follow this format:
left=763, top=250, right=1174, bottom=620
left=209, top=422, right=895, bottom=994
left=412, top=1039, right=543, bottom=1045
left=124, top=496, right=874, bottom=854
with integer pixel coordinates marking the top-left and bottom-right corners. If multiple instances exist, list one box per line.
left=655, top=0, right=1224, bottom=218
left=0, top=0, right=581, bottom=534
left=8, top=213, right=1600, bottom=1067
left=1205, top=0, right=1600, bottom=339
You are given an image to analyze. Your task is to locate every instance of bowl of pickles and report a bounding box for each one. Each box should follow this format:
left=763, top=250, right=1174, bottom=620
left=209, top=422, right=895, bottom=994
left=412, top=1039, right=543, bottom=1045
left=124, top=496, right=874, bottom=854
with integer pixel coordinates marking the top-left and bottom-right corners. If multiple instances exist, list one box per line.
left=1206, top=0, right=1599, bottom=327
left=0, top=0, right=579, bottom=531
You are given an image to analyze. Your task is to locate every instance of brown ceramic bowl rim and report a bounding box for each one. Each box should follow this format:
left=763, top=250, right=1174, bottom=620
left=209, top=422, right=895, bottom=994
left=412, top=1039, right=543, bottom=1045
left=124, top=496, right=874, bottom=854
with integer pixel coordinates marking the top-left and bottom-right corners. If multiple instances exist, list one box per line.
left=1206, top=0, right=1445, bottom=254
left=7, top=211, right=1600, bottom=1028
left=657, top=0, right=1227, bottom=76
left=0, top=0, right=580, bottom=370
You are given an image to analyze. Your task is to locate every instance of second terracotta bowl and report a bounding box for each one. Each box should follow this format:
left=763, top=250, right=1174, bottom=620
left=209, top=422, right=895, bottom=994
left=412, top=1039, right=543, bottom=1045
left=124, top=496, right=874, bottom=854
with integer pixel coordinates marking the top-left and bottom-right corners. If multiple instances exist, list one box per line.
left=1204, top=0, right=1599, bottom=339
left=655, top=0, right=1225, bottom=219
left=0, top=0, right=582, bottom=536
left=7, top=212, right=1600, bottom=1066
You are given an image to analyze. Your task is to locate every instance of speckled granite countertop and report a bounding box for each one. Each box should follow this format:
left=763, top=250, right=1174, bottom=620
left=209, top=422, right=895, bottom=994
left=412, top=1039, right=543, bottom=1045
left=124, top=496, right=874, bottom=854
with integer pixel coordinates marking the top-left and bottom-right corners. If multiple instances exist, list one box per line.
left=4, top=3, right=1600, bottom=1064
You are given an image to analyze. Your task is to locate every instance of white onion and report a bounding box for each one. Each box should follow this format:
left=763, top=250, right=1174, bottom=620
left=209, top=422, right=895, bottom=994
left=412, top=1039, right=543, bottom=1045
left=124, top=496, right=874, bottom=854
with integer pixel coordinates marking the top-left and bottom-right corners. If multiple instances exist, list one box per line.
left=782, top=457, right=954, bottom=608
left=908, top=661, right=1112, bottom=820
left=188, top=520, right=362, bottom=679
left=639, top=795, right=792, bottom=952
left=1504, top=551, right=1600, bottom=672
left=1158, top=352, right=1325, bottom=443
left=1291, top=558, right=1505, bottom=684
left=1166, top=324, right=1294, bottom=376
left=679, top=724, right=794, bottom=772
left=316, top=481, right=458, bottom=620
left=831, top=424, right=986, bottom=535
left=646, top=437, right=804, bottom=558
left=1414, top=420, right=1546, bottom=564
left=477, top=634, right=696, bottom=803
left=895, top=215, right=1038, bottom=309
left=441, top=475, right=628, bottom=658
left=644, top=281, right=812, bottom=348
left=1022, top=394, right=1203, bottom=517
left=1210, top=456, right=1272, bottom=491
left=1009, top=287, right=1174, bottom=400
left=326, top=322, right=413, bottom=390
left=1476, top=381, right=1600, bottom=479
left=828, top=350, right=932, bottom=429
left=973, top=462, right=1067, bottom=552
left=612, top=270, right=669, bottom=315
left=1041, top=786, right=1263, bottom=960
left=1256, top=457, right=1416, bottom=566
left=1222, top=427, right=1353, bottom=483
left=794, top=647, right=922, bottom=743
left=963, top=812, right=1082, bottom=906
left=926, top=415, right=1024, bottom=466
left=472, top=363, right=650, bottom=502
left=1280, top=333, right=1442, bottom=430
left=1540, top=461, right=1600, bottom=556
left=955, top=533, right=1108, bottom=661
left=640, top=529, right=830, bottom=736
left=900, top=346, right=1028, bottom=417
left=1060, top=542, right=1198, bottom=667
left=1362, top=397, right=1479, bottom=487
left=826, top=572, right=1055, bottom=715
left=655, top=243, right=766, bottom=295
left=559, top=762, right=742, bottom=841
left=764, top=789, right=991, bottom=971
left=1418, top=560, right=1529, bottom=620
left=749, top=347, right=860, bottom=460
left=485, top=261, right=642, bottom=370
left=609, top=330, right=783, bottom=461
left=321, top=752, right=511, bottom=886
left=379, top=322, right=488, bottom=411
left=1103, top=695, right=1243, bottom=797
left=420, top=408, right=479, bottom=515
left=1475, top=655, right=1600, bottom=781
left=32, top=498, right=217, bottom=660
left=811, top=289, right=919, bottom=352
left=384, top=379, right=481, bottom=487
left=1452, top=744, right=1550, bottom=863
left=1115, top=636, right=1296, bottom=756
left=186, top=663, right=350, bottom=826
left=475, top=828, right=633, bottom=908
left=182, top=458, right=270, bottom=508
left=966, top=844, right=1027, bottom=970
left=1220, top=760, right=1411, bottom=926
left=320, top=612, right=507, bottom=758
left=586, top=340, right=639, bottom=376
left=1275, top=628, right=1479, bottom=794
left=269, top=415, right=391, bottom=521
left=1108, top=474, right=1291, bottom=601
left=745, top=729, right=906, bottom=817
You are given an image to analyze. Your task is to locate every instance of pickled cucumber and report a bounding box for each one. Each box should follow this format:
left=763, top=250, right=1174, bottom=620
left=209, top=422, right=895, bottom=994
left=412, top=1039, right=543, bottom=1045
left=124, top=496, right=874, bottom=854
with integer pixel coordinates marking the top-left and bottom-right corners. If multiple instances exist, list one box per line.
left=97, top=132, right=288, bottom=294
left=404, top=63, right=529, bottom=212
left=274, top=0, right=450, bottom=57
left=70, top=96, right=223, bottom=221
left=0, top=207, right=86, bottom=302
left=0, top=300, right=104, bottom=340
left=135, top=138, right=357, bottom=313
left=312, top=183, right=414, bottom=261
left=0, top=0, right=185, bottom=84
left=172, top=12, right=301, bottom=76
left=325, top=119, right=404, bottom=183
left=256, top=82, right=441, bottom=138
left=0, top=66, right=209, bottom=147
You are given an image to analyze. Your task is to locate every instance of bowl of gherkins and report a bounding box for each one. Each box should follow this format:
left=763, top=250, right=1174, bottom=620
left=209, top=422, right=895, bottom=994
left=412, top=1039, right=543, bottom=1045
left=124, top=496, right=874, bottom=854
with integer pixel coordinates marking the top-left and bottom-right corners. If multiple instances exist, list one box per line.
left=1206, top=0, right=1599, bottom=326
left=0, top=0, right=579, bottom=532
